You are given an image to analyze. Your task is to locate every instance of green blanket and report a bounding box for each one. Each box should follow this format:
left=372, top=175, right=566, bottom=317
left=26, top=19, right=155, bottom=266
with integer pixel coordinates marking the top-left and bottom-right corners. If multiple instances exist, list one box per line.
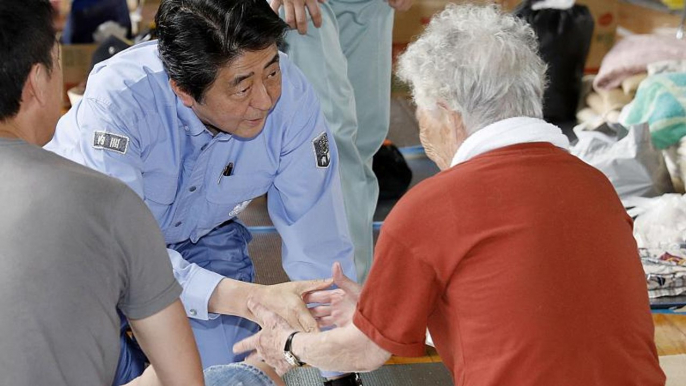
left=624, top=73, right=686, bottom=149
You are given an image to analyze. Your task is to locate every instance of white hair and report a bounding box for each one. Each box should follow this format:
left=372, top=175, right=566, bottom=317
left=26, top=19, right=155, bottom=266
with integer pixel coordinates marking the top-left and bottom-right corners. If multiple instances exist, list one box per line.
left=397, top=4, right=547, bottom=134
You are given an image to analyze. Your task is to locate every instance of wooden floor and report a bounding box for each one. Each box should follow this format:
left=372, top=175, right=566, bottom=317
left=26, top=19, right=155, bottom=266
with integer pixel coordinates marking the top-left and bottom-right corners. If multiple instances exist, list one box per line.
left=654, top=314, right=686, bottom=356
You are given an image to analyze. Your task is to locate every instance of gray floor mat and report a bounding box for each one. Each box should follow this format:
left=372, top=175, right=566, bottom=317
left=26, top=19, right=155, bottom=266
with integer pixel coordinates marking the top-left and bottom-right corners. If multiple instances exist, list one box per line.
left=283, top=364, right=454, bottom=386
left=249, top=232, right=288, bottom=285
left=239, top=195, right=272, bottom=228
left=250, top=230, right=380, bottom=286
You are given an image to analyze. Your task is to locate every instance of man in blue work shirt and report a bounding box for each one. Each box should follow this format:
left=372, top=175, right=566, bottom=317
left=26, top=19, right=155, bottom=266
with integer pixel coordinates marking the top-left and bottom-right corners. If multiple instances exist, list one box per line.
left=46, top=0, right=358, bottom=384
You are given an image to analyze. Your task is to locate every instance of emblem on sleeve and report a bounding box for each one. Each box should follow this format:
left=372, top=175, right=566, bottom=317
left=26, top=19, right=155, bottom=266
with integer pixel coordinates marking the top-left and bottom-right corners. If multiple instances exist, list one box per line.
left=312, top=132, right=330, bottom=168
left=93, top=131, right=129, bottom=154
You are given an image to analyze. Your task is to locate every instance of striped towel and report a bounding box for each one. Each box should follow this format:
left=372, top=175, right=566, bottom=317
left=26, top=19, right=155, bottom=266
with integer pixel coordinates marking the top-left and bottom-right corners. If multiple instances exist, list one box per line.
left=624, top=73, right=686, bottom=149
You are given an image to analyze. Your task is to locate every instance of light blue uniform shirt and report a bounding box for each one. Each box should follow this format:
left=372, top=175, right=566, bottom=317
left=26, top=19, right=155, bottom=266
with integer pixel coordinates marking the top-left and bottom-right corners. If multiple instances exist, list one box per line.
left=46, top=41, right=356, bottom=321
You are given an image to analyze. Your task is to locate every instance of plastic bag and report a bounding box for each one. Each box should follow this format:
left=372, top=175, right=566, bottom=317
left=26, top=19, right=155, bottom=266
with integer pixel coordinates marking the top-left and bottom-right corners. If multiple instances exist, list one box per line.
left=515, top=0, right=594, bottom=124
left=571, top=122, right=674, bottom=199
left=627, top=194, right=686, bottom=250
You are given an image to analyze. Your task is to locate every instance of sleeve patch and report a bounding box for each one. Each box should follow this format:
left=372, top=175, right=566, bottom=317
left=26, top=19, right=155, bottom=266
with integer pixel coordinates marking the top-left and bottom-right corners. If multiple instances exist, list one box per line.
left=93, top=131, right=129, bottom=154
left=312, top=132, right=331, bottom=168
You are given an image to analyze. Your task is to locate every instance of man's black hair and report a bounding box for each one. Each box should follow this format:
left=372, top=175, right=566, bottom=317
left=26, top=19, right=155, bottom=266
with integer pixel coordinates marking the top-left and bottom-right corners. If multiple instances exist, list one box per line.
left=0, top=0, right=56, bottom=121
left=156, top=0, right=289, bottom=102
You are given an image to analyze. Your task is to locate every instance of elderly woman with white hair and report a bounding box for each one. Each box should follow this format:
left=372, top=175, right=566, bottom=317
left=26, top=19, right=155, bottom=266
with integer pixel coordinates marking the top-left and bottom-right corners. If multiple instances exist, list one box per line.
left=234, top=5, right=665, bottom=386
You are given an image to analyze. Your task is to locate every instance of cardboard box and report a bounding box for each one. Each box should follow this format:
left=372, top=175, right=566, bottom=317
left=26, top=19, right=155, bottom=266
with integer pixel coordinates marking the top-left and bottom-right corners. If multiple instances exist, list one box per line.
left=60, top=44, right=98, bottom=108
left=578, top=0, right=619, bottom=74
left=618, top=1, right=683, bottom=35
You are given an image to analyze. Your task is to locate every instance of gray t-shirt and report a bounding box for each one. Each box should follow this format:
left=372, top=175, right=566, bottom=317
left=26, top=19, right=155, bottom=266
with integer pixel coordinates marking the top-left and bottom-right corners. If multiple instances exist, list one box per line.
left=0, top=138, right=182, bottom=385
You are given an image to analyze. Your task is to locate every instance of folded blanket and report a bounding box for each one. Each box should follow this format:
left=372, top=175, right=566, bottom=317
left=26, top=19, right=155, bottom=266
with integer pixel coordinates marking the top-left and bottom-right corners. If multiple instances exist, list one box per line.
left=640, top=249, right=686, bottom=298
left=623, top=73, right=686, bottom=149
left=594, top=35, right=686, bottom=91
left=587, top=88, right=633, bottom=115
left=622, top=73, right=648, bottom=96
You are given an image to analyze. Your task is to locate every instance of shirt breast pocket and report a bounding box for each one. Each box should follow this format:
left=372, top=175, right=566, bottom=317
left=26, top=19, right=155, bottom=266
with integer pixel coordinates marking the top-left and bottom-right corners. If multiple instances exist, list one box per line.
left=142, top=172, right=178, bottom=221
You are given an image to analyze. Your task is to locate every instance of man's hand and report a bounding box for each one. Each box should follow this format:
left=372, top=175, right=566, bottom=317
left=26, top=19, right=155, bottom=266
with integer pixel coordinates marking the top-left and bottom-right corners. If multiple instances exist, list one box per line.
left=249, top=279, right=333, bottom=332
left=233, top=299, right=297, bottom=376
left=304, top=262, right=361, bottom=329
left=387, top=0, right=413, bottom=12
left=270, top=0, right=325, bottom=35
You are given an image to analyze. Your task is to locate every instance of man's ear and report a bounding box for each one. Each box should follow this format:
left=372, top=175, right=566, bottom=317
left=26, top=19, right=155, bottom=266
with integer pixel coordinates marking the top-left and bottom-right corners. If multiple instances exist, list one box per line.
left=170, top=79, right=195, bottom=108
left=22, top=64, right=48, bottom=108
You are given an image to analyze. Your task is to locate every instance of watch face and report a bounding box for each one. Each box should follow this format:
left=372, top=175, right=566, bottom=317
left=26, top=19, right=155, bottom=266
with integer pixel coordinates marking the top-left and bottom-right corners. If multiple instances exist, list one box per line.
left=284, top=351, right=299, bottom=367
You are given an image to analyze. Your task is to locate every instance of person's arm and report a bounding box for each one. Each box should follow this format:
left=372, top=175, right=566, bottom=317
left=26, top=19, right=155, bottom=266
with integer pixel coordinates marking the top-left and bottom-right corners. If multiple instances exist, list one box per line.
left=292, top=319, right=391, bottom=373
left=109, top=185, right=204, bottom=385
left=267, top=60, right=357, bottom=285
left=266, top=73, right=358, bottom=382
left=128, top=300, right=204, bottom=386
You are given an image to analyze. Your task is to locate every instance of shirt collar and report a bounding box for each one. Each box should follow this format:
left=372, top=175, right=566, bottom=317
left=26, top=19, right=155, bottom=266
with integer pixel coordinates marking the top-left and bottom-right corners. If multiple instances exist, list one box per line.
left=176, top=96, right=233, bottom=141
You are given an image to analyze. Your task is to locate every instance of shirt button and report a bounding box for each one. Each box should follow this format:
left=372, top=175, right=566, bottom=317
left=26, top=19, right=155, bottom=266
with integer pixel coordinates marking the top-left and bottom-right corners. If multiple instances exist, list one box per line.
left=189, top=186, right=197, bottom=192
left=201, top=144, right=208, bottom=151
left=189, top=309, right=197, bottom=316
left=174, top=221, right=182, bottom=227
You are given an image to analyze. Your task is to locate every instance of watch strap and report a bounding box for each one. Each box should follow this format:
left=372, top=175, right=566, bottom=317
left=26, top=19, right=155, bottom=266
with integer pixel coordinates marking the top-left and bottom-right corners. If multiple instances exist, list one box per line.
left=323, top=373, right=363, bottom=386
left=283, top=331, right=305, bottom=367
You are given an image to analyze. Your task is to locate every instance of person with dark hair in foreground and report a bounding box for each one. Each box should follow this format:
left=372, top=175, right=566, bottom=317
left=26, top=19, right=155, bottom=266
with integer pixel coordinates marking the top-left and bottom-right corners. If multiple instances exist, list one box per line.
left=235, top=5, right=666, bottom=386
left=0, top=1, right=203, bottom=385
left=45, top=0, right=358, bottom=384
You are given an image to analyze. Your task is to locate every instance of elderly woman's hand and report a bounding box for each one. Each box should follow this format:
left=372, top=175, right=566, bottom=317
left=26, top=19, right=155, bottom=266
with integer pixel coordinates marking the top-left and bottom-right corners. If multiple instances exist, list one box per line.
left=233, top=299, right=298, bottom=376
left=304, top=262, right=362, bottom=329
left=248, top=279, right=334, bottom=332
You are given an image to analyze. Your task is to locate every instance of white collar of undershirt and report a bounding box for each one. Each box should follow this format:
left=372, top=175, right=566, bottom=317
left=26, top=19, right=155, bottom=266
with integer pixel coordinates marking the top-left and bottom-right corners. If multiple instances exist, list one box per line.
left=450, top=117, right=570, bottom=167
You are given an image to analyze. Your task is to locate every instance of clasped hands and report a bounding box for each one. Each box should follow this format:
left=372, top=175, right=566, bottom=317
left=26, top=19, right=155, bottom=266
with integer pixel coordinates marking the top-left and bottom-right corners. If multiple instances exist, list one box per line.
left=234, top=262, right=360, bottom=375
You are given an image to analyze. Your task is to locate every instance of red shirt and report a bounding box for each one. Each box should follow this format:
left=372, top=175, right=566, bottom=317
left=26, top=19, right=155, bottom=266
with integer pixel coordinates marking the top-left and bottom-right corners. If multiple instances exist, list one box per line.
left=354, top=143, right=664, bottom=386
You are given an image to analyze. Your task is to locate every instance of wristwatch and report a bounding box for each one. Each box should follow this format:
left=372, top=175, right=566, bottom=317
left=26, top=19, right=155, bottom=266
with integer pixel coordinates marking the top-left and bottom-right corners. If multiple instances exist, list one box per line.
left=323, top=373, right=363, bottom=386
left=283, top=331, right=305, bottom=367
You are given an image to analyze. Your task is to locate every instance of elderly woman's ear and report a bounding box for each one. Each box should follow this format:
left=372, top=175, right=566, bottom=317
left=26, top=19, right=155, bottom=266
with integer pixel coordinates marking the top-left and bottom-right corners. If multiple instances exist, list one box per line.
left=416, top=104, right=465, bottom=171
left=436, top=101, right=468, bottom=142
